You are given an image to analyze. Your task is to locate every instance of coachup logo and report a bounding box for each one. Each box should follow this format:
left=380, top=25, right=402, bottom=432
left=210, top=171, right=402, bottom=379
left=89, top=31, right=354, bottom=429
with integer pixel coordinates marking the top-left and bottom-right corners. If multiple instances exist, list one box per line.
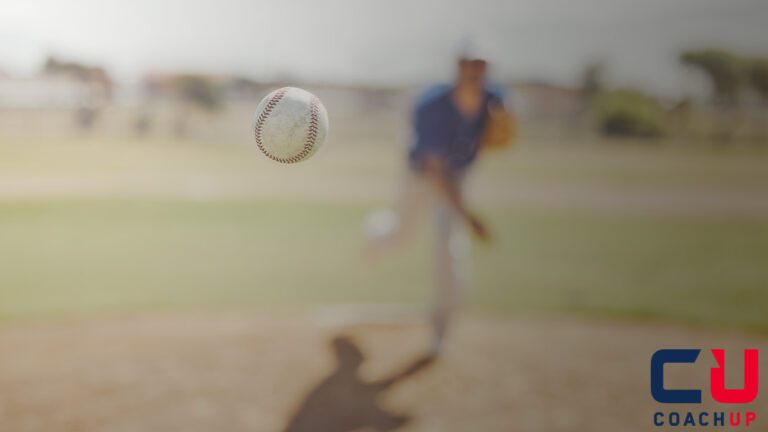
left=650, top=349, right=760, bottom=429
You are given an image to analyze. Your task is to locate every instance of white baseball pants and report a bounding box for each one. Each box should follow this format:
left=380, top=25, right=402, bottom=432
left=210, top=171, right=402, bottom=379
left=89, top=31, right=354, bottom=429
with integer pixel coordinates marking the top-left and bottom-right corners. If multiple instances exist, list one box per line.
left=367, top=170, right=471, bottom=347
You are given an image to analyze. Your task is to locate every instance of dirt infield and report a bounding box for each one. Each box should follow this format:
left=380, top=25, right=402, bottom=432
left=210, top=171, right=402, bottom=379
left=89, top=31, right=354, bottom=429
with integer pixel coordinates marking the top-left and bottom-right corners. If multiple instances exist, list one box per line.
left=0, top=312, right=765, bottom=432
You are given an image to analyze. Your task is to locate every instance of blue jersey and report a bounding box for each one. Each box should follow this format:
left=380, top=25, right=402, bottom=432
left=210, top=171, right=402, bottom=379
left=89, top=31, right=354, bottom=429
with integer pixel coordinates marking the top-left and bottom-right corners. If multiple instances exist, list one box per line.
left=409, top=84, right=505, bottom=172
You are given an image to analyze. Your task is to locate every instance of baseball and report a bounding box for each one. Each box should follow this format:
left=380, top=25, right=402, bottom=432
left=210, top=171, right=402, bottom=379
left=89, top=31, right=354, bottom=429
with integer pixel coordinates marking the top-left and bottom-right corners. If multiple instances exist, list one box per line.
left=253, top=87, right=329, bottom=163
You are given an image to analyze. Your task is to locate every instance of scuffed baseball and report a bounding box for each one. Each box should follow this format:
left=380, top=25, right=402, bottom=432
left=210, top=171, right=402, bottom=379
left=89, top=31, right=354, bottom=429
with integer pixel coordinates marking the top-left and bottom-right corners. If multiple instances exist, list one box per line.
left=253, top=87, right=329, bottom=163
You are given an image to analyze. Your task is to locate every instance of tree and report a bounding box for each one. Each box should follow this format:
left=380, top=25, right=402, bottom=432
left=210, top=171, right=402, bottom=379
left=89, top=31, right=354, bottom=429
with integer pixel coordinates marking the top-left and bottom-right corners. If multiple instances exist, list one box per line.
left=43, top=56, right=112, bottom=90
left=681, top=49, right=746, bottom=143
left=746, top=58, right=768, bottom=103
left=42, top=56, right=112, bottom=131
left=680, top=50, right=743, bottom=107
left=576, top=61, right=606, bottom=135
left=176, top=75, right=224, bottom=112
left=596, top=89, right=666, bottom=139
left=745, top=58, right=768, bottom=143
left=580, top=61, right=605, bottom=102
left=173, top=75, right=225, bottom=137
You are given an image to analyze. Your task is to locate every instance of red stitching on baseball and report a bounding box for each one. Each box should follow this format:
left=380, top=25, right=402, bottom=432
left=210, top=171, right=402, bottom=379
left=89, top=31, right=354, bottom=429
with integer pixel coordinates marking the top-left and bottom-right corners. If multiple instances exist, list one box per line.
left=254, top=88, right=287, bottom=162
left=253, top=89, right=320, bottom=164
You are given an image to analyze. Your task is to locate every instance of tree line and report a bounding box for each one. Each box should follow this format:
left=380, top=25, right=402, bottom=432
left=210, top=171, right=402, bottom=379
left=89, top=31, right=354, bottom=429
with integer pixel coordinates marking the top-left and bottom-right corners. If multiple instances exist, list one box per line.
left=585, top=49, right=768, bottom=144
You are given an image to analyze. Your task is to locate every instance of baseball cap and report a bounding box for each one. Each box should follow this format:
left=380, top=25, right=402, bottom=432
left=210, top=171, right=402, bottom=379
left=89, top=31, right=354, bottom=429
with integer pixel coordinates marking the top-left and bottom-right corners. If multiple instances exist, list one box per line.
left=456, top=37, right=490, bottom=62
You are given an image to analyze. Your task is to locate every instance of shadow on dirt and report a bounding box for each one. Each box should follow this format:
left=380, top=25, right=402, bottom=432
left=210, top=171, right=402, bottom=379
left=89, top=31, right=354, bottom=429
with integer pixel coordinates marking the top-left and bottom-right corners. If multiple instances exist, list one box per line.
left=284, top=335, right=435, bottom=432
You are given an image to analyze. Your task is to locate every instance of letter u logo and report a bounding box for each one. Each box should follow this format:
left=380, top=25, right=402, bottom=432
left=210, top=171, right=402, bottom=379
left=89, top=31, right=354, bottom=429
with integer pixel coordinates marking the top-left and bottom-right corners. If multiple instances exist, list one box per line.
left=710, top=349, right=759, bottom=404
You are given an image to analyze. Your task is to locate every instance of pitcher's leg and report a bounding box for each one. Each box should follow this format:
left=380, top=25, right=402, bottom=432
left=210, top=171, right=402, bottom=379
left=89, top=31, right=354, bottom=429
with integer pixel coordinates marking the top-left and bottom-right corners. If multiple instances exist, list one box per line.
left=431, top=201, right=470, bottom=356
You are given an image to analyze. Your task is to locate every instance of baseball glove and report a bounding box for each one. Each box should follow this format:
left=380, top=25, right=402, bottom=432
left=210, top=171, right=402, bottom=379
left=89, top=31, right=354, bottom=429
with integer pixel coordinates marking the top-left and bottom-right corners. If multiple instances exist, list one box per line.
left=480, top=104, right=516, bottom=151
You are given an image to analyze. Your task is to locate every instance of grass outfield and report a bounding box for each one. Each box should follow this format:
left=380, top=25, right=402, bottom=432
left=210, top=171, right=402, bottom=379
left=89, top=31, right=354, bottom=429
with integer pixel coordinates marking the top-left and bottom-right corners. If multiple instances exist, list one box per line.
left=1, top=198, right=766, bottom=330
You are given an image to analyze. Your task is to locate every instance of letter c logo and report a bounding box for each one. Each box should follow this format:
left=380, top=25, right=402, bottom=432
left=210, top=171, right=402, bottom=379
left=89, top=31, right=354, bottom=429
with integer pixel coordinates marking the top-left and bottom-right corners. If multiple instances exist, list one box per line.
left=651, top=349, right=702, bottom=403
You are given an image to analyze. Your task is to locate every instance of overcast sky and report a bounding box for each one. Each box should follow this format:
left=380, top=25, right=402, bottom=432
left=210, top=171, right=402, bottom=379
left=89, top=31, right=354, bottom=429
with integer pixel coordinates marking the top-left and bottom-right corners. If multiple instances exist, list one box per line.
left=1, top=0, right=766, bottom=96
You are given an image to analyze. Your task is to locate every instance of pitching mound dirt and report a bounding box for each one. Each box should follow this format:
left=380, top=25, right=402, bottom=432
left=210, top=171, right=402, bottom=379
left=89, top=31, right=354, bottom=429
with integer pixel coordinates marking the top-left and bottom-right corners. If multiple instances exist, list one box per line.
left=0, top=312, right=765, bottom=431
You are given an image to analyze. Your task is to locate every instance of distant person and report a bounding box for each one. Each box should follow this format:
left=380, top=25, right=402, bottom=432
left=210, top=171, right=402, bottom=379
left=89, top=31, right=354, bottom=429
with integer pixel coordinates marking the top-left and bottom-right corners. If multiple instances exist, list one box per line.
left=365, top=42, right=515, bottom=356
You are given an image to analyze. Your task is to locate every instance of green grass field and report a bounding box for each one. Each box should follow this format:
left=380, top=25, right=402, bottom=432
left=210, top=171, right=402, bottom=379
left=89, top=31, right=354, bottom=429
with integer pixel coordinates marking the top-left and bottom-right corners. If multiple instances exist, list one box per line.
left=1, top=198, right=766, bottom=330
left=0, top=137, right=767, bottom=329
